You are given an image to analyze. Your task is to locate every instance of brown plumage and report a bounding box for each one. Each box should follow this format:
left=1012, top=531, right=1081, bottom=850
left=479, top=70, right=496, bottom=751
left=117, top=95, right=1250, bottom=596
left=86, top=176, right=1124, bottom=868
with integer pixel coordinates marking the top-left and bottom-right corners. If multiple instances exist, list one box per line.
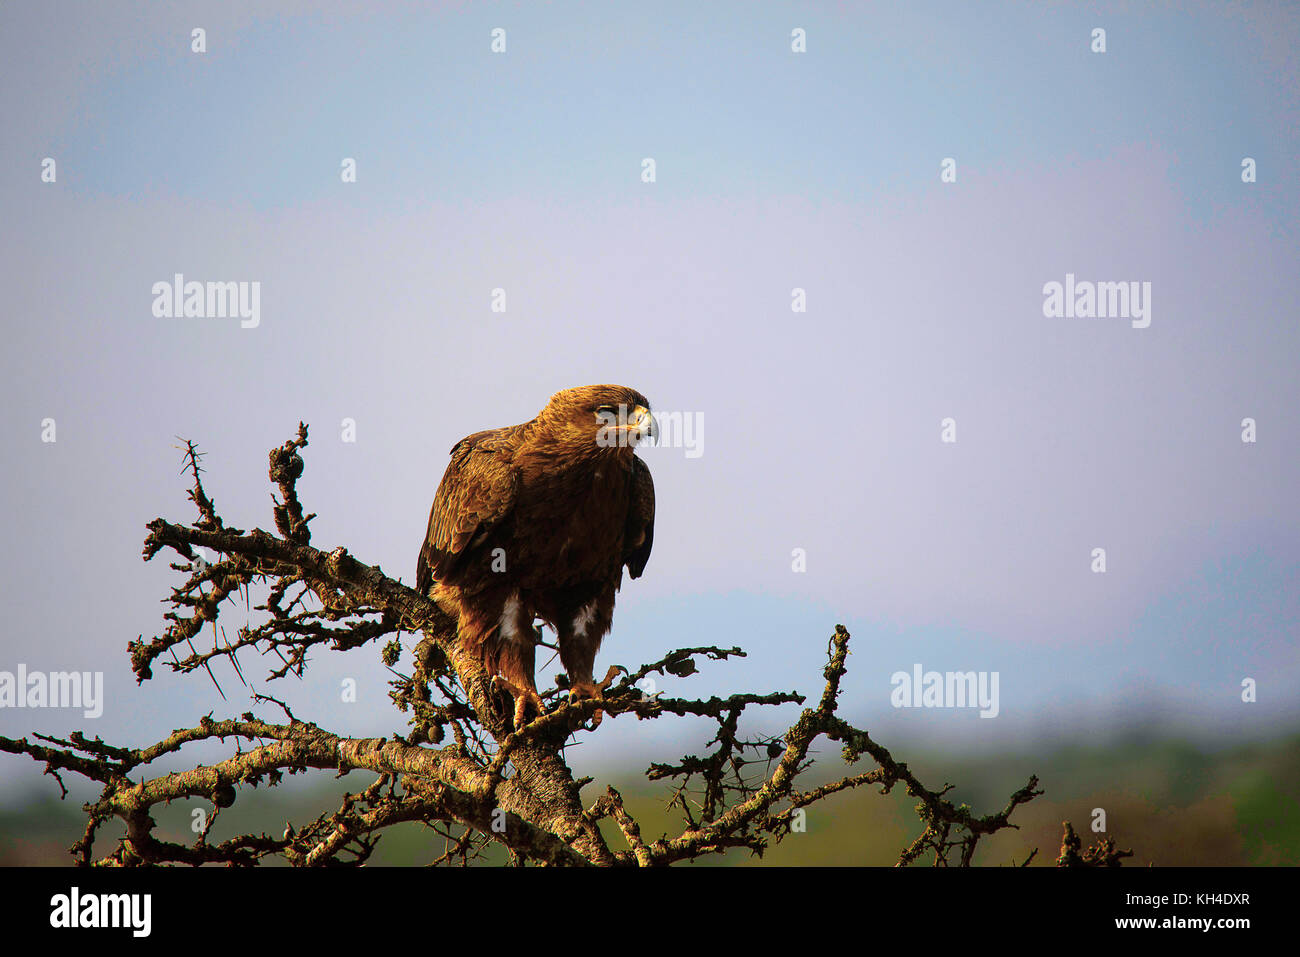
left=416, top=385, right=656, bottom=726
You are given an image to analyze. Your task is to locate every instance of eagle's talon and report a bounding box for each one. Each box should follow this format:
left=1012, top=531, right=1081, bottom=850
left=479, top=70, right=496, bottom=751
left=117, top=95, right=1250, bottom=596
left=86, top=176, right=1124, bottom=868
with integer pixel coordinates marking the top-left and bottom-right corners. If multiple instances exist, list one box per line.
left=568, top=665, right=626, bottom=700
left=568, top=692, right=608, bottom=730
left=597, top=665, right=627, bottom=691
left=566, top=680, right=601, bottom=701
left=566, top=667, right=627, bottom=729
left=491, top=675, right=544, bottom=730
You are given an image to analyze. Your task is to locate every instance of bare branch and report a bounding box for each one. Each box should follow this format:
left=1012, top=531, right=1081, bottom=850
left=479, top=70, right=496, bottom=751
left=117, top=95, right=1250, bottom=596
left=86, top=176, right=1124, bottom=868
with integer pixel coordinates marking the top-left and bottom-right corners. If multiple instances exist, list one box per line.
left=2, top=429, right=1083, bottom=867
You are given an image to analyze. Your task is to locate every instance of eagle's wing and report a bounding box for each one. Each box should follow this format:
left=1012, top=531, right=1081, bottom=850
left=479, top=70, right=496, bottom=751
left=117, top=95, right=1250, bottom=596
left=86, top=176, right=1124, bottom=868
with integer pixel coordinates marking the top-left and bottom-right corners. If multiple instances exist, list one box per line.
left=416, top=427, right=522, bottom=594
left=622, top=455, right=655, bottom=579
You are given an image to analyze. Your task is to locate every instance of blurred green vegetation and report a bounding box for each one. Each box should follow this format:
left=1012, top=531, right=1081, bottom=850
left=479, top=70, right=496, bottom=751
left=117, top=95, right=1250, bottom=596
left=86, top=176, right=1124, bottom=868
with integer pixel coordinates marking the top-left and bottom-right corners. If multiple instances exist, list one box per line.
left=3, top=734, right=1296, bottom=866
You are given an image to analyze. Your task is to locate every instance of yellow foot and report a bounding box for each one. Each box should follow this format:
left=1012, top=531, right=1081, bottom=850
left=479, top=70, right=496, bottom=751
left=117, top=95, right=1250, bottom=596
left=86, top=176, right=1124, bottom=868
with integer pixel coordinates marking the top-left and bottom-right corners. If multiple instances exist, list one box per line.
left=567, top=666, right=627, bottom=728
left=491, top=676, right=544, bottom=730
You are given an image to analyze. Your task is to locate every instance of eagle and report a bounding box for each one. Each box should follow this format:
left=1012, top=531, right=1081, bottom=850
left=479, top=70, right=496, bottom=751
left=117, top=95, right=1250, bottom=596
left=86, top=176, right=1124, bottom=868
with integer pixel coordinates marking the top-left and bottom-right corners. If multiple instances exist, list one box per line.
left=416, top=384, right=657, bottom=727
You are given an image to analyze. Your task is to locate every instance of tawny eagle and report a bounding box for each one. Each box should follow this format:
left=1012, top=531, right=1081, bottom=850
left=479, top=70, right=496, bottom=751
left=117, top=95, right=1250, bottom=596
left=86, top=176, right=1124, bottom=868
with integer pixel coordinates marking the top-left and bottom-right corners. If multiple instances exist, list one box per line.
left=416, top=385, right=656, bottom=726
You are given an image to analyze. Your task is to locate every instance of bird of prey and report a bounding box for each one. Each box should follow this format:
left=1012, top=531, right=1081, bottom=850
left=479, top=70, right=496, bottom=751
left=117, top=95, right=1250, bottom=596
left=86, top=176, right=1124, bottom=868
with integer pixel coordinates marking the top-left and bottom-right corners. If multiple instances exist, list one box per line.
left=416, top=385, right=656, bottom=727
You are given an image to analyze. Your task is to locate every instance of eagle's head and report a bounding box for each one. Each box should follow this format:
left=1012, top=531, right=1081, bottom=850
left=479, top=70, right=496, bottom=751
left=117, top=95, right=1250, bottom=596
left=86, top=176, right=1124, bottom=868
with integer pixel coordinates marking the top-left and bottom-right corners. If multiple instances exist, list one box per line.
left=540, top=384, right=658, bottom=453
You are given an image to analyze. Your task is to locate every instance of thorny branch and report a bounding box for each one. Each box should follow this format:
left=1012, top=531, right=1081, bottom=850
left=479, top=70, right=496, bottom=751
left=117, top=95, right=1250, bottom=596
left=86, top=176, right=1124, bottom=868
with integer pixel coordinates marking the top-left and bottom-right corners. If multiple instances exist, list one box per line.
left=0, top=426, right=1104, bottom=867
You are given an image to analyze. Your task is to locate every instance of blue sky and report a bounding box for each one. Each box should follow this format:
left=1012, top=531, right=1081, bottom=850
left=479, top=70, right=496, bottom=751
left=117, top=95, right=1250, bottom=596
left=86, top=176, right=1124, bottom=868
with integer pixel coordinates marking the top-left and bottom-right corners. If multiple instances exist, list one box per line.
left=33, top=2, right=1299, bottom=214
left=1, top=1, right=1298, bottom=796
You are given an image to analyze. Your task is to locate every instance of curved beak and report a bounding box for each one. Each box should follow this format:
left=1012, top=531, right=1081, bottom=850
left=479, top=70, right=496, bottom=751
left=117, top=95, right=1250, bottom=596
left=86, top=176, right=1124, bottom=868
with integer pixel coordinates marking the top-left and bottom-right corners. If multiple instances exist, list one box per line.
left=630, top=405, right=658, bottom=444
